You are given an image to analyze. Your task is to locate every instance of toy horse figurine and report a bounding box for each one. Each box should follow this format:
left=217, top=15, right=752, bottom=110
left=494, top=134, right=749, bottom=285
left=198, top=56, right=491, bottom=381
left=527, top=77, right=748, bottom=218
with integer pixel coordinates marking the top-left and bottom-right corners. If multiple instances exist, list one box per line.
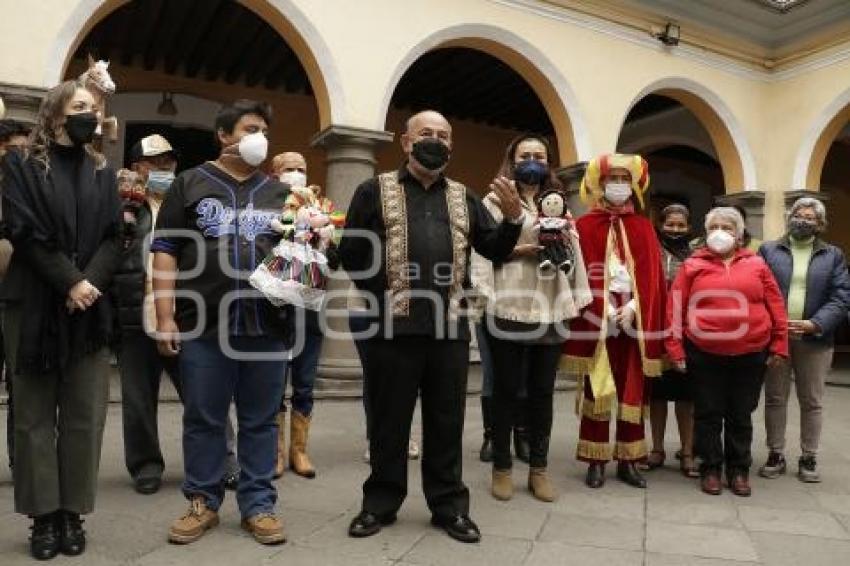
left=78, top=54, right=118, bottom=141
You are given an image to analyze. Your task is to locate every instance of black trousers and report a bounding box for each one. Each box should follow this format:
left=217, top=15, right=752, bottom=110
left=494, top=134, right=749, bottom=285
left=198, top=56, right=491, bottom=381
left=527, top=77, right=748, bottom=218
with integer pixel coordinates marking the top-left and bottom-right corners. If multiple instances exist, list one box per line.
left=687, top=341, right=767, bottom=473
left=117, top=329, right=182, bottom=480
left=362, top=336, right=470, bottom=520
left=486, top=329, right=560, bottom=470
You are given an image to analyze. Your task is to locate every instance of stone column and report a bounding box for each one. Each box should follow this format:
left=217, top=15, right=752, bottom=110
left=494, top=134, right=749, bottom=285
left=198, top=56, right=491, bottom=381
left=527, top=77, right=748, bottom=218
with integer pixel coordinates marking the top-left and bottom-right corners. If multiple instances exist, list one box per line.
left=310, top=125, right=393, bottom=388
left=715, top=191, right=766, bottom=240
left=0, top=82, right=46, bottom=123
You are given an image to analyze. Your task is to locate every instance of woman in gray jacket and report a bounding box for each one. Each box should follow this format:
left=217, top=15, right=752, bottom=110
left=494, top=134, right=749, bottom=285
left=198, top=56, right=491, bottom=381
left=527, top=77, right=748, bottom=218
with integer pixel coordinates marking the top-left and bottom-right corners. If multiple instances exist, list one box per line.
left=758, top=197, right=850, bottom=483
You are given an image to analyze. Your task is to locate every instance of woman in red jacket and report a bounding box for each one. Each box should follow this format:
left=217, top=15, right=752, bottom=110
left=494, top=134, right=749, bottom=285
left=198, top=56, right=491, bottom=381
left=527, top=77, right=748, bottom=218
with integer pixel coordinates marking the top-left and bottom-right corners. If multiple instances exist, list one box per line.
left=666, top=207, right=788, bottom=497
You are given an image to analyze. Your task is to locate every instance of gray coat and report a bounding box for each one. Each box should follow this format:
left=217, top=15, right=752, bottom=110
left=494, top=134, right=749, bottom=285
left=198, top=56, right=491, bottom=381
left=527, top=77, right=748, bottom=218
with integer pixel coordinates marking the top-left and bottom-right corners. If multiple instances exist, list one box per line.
left=758, top=235, right=850, bottom=344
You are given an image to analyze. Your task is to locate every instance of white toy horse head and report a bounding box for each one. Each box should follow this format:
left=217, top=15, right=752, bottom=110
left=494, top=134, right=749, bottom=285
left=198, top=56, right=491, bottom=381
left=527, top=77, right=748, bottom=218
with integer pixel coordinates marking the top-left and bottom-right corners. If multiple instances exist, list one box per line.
left=82, top=54, right=116, bottom=95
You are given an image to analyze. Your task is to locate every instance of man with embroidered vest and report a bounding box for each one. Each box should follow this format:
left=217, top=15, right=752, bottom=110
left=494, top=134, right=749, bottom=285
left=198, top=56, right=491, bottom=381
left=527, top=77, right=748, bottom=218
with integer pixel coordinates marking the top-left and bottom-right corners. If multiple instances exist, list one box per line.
left=340, top=110, right=523, bottom=543
left=151, top=100, right=292, bottom=546
left=562, top=154, right=667, bottom=490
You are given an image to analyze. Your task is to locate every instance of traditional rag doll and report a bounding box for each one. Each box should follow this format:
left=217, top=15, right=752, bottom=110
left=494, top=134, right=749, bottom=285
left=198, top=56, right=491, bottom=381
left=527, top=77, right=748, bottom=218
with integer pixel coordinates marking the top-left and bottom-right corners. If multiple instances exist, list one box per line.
left=250, top=185, right=345, bottom=310
left=535, top=189, right=575, bottom=276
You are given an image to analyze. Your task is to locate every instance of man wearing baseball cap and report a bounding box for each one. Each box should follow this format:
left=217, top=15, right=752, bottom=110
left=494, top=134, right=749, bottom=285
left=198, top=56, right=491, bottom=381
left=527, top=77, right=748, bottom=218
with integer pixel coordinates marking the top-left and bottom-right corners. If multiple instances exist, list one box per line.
left=113, top=134, right=182, bottom=495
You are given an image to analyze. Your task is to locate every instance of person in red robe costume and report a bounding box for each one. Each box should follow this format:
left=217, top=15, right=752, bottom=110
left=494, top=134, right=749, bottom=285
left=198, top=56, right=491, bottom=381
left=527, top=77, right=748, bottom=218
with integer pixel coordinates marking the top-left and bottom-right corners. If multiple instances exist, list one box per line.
left=562, top=153, right=666, bottom=489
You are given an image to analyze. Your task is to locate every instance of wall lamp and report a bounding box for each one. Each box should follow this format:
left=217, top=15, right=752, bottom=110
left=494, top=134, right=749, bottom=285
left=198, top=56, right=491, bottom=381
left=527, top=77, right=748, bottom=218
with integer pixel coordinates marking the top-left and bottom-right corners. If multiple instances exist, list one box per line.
left=652, top=22, right=680, bottom=47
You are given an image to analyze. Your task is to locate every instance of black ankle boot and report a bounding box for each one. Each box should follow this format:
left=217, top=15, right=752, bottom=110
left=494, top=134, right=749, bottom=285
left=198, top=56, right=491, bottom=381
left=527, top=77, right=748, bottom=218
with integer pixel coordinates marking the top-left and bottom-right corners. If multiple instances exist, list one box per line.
left=617, top=461, right=647, bottom=488
left=585, top=463, right=606, bottom=488
left=30, top=513, right=60, bottom=560
left=480, top=430, right=493, bottom=462
left=58, top=511, right=86, bottom=556
left=480, top=396, right=493, bottom=462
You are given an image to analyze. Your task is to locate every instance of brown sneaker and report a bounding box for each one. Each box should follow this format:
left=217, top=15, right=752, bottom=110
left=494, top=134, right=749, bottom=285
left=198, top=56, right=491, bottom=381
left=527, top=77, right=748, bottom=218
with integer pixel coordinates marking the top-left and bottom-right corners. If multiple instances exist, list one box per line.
left=168, top=497, right=219, bottom=544
left=241, top=513, right=286, bottom=545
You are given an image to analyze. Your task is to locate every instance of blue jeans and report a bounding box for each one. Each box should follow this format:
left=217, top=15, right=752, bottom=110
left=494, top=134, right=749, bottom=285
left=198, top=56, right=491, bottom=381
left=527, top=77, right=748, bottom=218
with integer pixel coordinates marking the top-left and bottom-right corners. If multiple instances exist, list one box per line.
left=282, top=332, right=322, bottom=416
left=180, top=335, right=288, bottom=519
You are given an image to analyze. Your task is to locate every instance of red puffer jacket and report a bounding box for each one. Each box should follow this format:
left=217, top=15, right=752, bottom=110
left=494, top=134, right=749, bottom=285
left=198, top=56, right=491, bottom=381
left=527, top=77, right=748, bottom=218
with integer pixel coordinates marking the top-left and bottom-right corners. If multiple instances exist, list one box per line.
left=665, top=247, right=789, bottom=362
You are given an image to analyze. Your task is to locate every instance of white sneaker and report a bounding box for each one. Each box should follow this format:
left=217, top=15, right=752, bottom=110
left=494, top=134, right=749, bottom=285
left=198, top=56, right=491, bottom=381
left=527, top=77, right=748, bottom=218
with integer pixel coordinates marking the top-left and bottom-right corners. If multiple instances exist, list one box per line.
left=408, top=439, right=420, bottom=460
left=363, top=447, right=370, bottom=463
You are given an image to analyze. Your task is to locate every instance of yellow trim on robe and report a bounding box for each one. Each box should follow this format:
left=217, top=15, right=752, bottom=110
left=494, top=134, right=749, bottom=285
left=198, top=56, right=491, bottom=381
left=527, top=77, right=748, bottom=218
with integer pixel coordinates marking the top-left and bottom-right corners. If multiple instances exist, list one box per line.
left=616, top=220, right=662, bottom=378
left=577, top=439, right=613, bottom=462
left=581, top=398, right=611, bottom=421
left=615, top=439, right=648, bottom=461
left=618, top=402, right=644, bottom=425
left=560, top=354, right=590, bottom=375
left=580, top=228, right=617, bottom=419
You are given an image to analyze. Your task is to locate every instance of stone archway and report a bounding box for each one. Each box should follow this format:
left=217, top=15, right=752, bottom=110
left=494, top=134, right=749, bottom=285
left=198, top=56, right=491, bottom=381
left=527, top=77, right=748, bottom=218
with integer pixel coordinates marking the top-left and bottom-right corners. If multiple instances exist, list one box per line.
left=46, top=0, right=344, bottom=129
left=620, top=77, right=758, bottom=193
left=792, top=86, right=850, bottom=192
left=376, top=23, right=591, bottom=168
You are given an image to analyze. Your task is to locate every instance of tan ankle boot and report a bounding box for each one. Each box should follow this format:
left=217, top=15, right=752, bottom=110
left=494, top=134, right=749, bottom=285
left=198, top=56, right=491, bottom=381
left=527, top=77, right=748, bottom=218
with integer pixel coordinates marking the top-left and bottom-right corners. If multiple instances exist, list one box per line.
left=168, top=497, right=219, bottom=544
left=528, top=467, right=556, bottom=502
left=274, top=412, right=286, bottom=479
left=491, top=469, right=513, bottom=501
left=289, top=411, right=316, bottom=478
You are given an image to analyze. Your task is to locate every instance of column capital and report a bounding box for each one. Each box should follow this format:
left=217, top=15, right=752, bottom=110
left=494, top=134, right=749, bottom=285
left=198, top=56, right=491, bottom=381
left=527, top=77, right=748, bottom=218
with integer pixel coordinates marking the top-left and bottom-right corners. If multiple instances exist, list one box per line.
left=555, top=161, right=588, bottom=195
left=0, top=82, right=47, bottom=123
left=715, top=191, right=766, bottom=239
left=714, top=190, right=766, bottom=207
left=310, top=124, right=394, bottom=150
left=783, top=189, right=830, bottom=206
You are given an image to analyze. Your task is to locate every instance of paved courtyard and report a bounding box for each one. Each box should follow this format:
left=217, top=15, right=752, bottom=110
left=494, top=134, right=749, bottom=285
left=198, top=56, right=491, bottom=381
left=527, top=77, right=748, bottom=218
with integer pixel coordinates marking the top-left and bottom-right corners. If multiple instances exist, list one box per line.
left=1, top=369, right=850, bottom=565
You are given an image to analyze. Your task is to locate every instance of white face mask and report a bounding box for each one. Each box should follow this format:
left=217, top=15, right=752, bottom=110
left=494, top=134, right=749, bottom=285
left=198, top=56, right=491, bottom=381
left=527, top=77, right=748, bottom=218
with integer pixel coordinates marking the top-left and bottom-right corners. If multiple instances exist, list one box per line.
left=280, top=170, right=307, bottom=188
left=604, top=182, right=632, bottom=205
left=706, top=229, right=736, bottom=254
left=238, top=132, right=268, bottom=167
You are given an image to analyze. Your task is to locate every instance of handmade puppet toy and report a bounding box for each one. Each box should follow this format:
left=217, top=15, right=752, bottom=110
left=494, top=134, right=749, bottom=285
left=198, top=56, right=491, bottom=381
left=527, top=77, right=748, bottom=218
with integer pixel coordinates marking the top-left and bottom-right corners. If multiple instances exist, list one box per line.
left=535, top=188, right=575, bottom=276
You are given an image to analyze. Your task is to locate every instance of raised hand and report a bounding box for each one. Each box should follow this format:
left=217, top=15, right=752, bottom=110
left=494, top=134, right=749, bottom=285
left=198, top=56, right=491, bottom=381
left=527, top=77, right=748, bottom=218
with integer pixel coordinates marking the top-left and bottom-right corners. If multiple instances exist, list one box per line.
left=489, top=176, right=523, bottom=221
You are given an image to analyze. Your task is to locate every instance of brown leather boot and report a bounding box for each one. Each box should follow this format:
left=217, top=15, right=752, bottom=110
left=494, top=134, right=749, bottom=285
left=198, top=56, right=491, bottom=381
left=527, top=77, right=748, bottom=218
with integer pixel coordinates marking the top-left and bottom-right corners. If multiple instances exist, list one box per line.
left=528, top=467, right=556, bottom=502
left=289, top=411, right=316, bottom=478
left=700, top=470, right=722, bottom=495
left=491, top=468, right=513, bottom=501
left=729, top=471, right=752, bottom=497
left=274, top=412, right=286, bottom=479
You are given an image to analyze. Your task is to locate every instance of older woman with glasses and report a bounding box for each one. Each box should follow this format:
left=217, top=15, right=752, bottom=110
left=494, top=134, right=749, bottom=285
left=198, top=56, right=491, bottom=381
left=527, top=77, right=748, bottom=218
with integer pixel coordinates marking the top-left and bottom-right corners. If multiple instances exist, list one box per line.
left=758, top=197, right=850, bottom=483
left=666, top=207, right=788, bottom=497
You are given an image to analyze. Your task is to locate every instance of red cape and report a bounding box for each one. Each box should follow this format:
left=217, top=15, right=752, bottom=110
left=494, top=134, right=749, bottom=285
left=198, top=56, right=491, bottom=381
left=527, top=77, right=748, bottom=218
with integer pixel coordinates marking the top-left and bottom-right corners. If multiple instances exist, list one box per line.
left=563, top=206, right=666, bottom=377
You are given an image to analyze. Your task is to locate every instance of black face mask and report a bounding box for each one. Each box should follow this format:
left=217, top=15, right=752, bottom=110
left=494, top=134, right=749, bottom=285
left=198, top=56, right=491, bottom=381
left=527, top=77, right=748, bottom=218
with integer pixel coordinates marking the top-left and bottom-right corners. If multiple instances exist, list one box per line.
left=661, top=232, right=689, bottom=243
left=63, top=112, right=99, bottom=146
left=788, top=218, right=818, bottom=239
left=411, top=138, right=450, bottom=171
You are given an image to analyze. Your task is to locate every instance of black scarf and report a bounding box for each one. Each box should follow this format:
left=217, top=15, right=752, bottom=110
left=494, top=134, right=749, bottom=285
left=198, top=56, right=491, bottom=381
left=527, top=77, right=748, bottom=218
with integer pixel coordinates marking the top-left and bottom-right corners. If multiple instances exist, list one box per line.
left=1, top=145, right=120, bottom=374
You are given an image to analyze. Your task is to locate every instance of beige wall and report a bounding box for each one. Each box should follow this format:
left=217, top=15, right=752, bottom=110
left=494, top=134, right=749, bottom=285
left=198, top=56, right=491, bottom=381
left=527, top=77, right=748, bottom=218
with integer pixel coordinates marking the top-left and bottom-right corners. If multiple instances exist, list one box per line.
left=3, top=0, right=850, bottom=238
